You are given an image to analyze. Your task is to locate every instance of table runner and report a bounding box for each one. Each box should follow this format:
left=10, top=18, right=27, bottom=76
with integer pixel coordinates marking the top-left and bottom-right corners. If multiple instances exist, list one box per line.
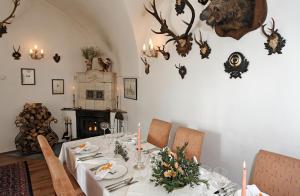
left=59, top=135, right=232, bottom=196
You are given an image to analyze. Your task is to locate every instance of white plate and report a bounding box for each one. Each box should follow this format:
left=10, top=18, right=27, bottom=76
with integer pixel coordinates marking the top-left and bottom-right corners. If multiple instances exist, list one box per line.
left=76, top=145, right=100, bottom=154
left=103, top=164, right=128, bottom=180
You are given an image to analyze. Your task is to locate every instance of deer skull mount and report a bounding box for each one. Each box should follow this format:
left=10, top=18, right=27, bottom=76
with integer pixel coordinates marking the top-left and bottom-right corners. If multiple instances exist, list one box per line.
left=0, top=0, right=21, bottom=38
left=141, top=57, right=150, bottom=75
left=194, top=31, right=211, bottom=59
left=53, top=53, right=61, bottom=63
left=262, top=18, right=286, bottom=55
left=224, top=52, right=249, bottom=79
left=200, top=0, right=267, bottom=40
left=175, top=64, right=187, bottom=79
left=12, top=45, right=21, bottom=60
left=145, top=0, right=195, bottom=57
left=158, top=45, right=170, bottom=60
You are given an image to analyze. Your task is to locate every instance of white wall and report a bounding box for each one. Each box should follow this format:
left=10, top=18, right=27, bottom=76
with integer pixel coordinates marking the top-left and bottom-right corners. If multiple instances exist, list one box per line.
left=0, top=0, right=108, bottom=152
left=123, top=0, right=300, bottom=183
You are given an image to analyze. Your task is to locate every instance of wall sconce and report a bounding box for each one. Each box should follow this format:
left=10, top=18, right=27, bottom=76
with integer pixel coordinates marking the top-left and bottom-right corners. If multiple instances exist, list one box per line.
left=29, top=45, right=44, bottom=60
left=142, top=39, right=158, bottom=58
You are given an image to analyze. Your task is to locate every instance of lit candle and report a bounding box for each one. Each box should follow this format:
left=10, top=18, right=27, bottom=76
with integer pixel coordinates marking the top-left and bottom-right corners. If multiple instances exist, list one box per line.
left=149, top=39, right=154, bottom=50
left=34, top=45, right=38, bottom=50
left=242, top=161, right=247, bottom=196
left=29, top=49, right=33, bottom=54
left=41, top=49, right=44, bottom=54
left=138, top=123, right=141, bottom=151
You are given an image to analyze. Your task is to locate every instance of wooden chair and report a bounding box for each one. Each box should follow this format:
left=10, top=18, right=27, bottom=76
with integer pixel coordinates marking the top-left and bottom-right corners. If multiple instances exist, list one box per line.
left=172, top=127, right=205, bottom=162
left=37, top=135, right=84, bottom=196
left=250, top=150, right=300, bottom=196
left=147, top=119, right=171, bottom=148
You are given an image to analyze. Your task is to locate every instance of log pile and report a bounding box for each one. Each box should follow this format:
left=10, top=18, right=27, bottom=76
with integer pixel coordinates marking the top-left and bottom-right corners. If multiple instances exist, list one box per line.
left=15, top=103, right=58, bottom=154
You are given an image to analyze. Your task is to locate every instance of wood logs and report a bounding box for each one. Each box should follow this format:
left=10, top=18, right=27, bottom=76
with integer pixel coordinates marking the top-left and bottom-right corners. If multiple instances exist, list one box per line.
left=15, top=103, right=58, bottom=154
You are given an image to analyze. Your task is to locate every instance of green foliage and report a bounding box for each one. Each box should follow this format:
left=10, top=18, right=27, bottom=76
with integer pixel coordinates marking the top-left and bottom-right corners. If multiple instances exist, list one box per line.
left=114, top=141, right=129, bottom=162
left=150, top=143, right=208, bottom=193
left=81, top=47, right=100, bottom=60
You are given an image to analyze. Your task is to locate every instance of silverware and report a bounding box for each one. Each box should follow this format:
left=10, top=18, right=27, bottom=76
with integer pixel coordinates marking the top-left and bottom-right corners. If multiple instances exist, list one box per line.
left=108, top=180, right=138, bottom=192
left=105, top=177, right=133, bottom=189
left=90, top=163, right=108, bottom=171
left=143, top=147, right=160, bottom=154
left=214, top=183, right=235, bottom=194
left=79, top=153, right=103, bottom=161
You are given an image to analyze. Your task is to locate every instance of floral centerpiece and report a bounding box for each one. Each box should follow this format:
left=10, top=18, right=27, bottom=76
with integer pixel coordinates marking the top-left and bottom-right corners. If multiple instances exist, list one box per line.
left=150, top=143, right=208, bottom=193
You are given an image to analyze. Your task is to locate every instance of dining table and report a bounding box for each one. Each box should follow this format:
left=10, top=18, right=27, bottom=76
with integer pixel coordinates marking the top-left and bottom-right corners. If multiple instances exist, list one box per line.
left=59, top=134, right=236, bottom=196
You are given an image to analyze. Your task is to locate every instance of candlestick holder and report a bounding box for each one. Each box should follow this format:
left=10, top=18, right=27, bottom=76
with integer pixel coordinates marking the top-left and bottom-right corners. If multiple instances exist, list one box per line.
left=72, top=94, right=76, bottom=108
left=134, top=149, right=145, bottom=170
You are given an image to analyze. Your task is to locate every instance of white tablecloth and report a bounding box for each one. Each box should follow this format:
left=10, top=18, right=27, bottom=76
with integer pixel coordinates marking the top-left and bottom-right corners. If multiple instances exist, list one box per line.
left=59, top=135, right=233, bottom=196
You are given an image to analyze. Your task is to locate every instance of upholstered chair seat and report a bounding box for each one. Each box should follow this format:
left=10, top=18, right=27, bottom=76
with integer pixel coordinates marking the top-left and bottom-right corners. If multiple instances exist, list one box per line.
left=250, top=150, right=300, bottom=196
left=147, top=118, right=171, bottom=148
left=172, top=127, right=205, bottom=162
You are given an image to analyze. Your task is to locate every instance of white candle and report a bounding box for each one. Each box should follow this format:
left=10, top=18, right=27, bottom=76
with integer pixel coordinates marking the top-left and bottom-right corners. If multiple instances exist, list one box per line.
left=138, top=123, right=141, bottom=151
left=242, top=161, right=247, bottom=196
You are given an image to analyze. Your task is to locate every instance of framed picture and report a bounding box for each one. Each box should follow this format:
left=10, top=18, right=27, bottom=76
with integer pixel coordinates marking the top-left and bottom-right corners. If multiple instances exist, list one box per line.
left=124, top=78, right=137, bottom=100
left=52, top=79, right=64, bottom=95
left=21, top=68, right=36, bottom=85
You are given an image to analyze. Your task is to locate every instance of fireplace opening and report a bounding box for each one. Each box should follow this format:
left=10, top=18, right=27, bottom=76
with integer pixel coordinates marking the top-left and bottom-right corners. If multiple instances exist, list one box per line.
left=76, top=109, right=111, bottom=139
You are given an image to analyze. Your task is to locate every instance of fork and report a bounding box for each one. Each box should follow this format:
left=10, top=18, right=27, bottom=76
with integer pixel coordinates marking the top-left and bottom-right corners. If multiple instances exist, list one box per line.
left=108, top=180, right=138, bottom=192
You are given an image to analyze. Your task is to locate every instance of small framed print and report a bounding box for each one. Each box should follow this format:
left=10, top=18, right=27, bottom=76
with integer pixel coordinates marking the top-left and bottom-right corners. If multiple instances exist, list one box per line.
left=21, top=68, right=36, bottom=85
left=52, top=79, right=64, bottom=95
left=124, top=78, right=137, bottom=100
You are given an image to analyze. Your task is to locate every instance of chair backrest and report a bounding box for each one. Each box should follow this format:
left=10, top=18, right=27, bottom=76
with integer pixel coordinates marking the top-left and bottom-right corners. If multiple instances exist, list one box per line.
left=147, top=118, right=171, bottom=148
left=172, top=127, right=205, bottom=162
left=37, top=135, right=77, bottom=196
left=250, top=150, right=300, bottom=196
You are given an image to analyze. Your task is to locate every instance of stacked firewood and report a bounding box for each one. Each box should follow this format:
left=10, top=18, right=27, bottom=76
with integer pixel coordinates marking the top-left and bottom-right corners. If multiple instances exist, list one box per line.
left=15, top=103, right=58, bottom=154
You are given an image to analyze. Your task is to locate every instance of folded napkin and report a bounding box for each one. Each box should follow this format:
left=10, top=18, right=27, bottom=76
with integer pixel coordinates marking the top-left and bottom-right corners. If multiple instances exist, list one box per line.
left=94, top=161, right=115, bottom=180
left=235, top=185, right=269, bottom=196
left=74, top=142, right=92, bottom=154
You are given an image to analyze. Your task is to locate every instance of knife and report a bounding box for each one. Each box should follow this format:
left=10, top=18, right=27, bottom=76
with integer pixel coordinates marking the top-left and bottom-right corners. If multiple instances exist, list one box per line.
left=108, top=180, right=138, bottom=192
left=105, top=177, right=133, bottom=189
left=79, top=153, right=103, bottom=161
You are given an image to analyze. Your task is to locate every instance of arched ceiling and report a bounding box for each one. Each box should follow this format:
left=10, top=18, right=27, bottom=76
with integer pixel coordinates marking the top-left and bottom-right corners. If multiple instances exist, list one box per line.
left=45, top=0, right=140, bottom=75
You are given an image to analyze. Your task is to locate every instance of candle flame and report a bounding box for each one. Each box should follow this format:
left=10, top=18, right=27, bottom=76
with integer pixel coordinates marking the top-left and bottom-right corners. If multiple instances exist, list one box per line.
left=138, top=122, right=141, bottom=127
left=143, top=44, right=146, bottom=52
left=243, top=161, right=246, bottom=169
left=34, top=45, right=38, bottom=50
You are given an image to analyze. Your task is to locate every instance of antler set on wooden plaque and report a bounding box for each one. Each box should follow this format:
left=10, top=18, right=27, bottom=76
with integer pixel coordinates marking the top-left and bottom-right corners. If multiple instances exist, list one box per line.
left=0, top=0, right=21, bottom=38
left=145, top=0, right=195, bottom=57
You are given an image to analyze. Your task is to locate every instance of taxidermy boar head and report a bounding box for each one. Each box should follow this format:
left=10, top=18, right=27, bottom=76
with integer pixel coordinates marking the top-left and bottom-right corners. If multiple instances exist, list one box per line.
left=200, top=0, right=255, bottom=31
left=199, top=0, right=268, bottom=40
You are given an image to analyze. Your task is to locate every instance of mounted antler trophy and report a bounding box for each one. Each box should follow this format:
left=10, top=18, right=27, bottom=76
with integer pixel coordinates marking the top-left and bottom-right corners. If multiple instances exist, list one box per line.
left=157, top=45, right=170, bottom=60
left=0, top=0, right=21, bottom=38
left=145, top=0, right=195, bottom=57
left=200, top=0, right=267, bottom=40
left=12, top=45, right=21, bottom=60
left=194, top=31, right=211, bottom=59
left=262, top=18, right=286, bottom=55
left=175, top=64, right=187, bottom=79
left=141, top=57, right=150, bottom=75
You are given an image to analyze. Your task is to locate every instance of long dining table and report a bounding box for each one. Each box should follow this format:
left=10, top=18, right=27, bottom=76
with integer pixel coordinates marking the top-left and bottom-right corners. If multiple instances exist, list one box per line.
left=59, top=134, right=235, bottom=196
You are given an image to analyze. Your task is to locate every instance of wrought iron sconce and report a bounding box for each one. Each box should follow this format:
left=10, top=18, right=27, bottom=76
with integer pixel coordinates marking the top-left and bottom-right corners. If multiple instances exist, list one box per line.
left=29, top=45, right=44, bottom=60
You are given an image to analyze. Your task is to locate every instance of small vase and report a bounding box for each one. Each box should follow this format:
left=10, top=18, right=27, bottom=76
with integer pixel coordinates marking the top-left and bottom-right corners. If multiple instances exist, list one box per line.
left=85, top=59, right=93, bottom=71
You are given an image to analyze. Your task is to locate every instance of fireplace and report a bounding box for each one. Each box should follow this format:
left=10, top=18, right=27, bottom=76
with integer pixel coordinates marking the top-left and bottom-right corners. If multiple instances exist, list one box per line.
left=76, top=109, right=111, bottom=139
